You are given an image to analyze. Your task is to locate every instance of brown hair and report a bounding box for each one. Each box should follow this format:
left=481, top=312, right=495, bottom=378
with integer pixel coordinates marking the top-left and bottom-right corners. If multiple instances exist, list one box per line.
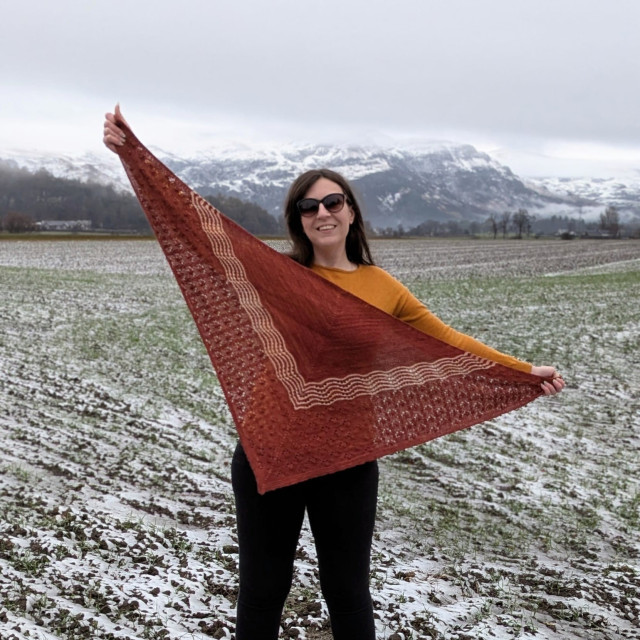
left=283, top=168, right=374, bottom=267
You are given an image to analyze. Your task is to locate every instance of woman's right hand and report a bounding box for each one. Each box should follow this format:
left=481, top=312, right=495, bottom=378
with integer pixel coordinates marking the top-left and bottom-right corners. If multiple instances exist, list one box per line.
left=103, top=103, right=129, bottom=153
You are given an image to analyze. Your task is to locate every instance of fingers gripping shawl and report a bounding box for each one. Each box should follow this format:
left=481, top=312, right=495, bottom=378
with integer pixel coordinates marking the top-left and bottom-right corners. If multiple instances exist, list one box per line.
left=115, top=123, right=546, bottom=494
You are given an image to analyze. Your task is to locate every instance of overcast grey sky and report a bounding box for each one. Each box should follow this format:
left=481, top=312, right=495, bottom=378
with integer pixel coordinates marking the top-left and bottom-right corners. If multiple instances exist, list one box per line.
left=2, top=0, right=640, bottom=177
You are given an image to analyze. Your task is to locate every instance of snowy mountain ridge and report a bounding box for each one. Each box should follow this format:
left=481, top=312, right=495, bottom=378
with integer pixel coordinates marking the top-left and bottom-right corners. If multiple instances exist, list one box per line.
left=2, top=142, right=639, bottom=227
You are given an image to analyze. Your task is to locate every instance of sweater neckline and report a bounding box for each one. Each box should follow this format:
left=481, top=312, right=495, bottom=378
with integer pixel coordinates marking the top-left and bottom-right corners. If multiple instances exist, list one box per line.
left=312, top=263, right=361, bottom=274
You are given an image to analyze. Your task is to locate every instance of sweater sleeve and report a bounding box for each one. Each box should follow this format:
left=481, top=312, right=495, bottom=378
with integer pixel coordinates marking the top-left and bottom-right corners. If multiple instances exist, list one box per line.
left=392, top=280, right=532, bottom=374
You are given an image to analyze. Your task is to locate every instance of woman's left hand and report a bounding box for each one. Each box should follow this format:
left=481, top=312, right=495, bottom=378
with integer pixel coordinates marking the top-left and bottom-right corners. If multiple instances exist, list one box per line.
left=103, top=103, right=129, bottom=153
left=531, top=365, right=565, bottom=396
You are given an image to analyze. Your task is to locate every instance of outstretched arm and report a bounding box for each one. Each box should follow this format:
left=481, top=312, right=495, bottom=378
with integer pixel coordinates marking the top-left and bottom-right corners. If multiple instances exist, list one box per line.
left=394, top=280, right=566, bottom=396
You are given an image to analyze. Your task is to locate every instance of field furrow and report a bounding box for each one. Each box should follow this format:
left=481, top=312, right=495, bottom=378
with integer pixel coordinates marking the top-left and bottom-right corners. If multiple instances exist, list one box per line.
left=1, top=238, right=639, bottom=640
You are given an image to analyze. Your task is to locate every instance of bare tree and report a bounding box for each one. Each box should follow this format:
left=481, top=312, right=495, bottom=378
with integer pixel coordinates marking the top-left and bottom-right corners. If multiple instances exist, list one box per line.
left=500, top=211, right=511, bottom=239
left=512, top=208, right=529, bottom=239
left=600, top=205, right=621, bottom=238
left=4, top=212, right=35, bottom=233
left=486, top=215, right=498, bottom=239
left=525, top=213, right=535, bottom=237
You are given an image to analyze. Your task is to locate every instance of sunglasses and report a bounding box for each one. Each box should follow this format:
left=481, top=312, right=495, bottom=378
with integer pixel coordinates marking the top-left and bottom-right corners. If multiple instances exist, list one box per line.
left=296, top=193, right=347, bottom=217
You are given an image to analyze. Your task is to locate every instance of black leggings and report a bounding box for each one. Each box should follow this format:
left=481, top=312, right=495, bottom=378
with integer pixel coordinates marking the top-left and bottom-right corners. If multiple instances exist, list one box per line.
left=231, top=444, right=378, bottom=640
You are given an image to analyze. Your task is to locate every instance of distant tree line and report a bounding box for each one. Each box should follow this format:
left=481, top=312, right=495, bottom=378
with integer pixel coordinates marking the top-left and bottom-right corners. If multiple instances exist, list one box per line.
left=531, top=206, right=625, bottom=238
left=0, top=162, right=283, bottom=236
left=484, top=209, right=534, bottom=239
left=2, top=162, right=635, bottom=239
left=0, top=161, right=150, bottom=232
left=375, top=206, right=635, bottom=239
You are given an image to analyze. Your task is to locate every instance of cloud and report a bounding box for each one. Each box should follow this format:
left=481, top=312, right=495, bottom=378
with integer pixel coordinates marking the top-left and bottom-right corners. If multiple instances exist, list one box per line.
left=2, top=0, right=640, bottom=176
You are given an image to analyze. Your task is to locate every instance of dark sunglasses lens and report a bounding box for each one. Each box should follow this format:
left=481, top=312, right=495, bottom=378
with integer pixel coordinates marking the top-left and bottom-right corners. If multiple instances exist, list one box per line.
left=323, top=194, right=345, bottom=212
left=297, top=199, right=319, bottom=216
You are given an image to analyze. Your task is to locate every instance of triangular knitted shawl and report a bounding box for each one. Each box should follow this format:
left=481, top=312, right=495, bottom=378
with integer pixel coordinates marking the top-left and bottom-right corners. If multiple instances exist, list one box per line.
left=115, top=122, right=547, bottom=494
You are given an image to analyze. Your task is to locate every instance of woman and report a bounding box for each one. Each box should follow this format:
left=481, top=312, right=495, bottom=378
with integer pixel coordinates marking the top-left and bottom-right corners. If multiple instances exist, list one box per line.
left=104, top=107, right=564, bottom=639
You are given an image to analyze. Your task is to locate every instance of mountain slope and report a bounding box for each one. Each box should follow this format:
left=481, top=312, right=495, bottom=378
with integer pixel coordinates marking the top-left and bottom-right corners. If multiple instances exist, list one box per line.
left=3, top=143, right=639, bottom=228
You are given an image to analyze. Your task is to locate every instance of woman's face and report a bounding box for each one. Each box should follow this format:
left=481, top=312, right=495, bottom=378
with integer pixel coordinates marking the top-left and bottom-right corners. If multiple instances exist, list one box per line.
left=300, top=178, right=354, bottom=257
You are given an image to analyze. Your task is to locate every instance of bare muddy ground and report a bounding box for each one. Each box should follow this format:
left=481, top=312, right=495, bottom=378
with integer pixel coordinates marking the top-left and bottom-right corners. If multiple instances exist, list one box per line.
left=1, top=238, right=639, bottom=639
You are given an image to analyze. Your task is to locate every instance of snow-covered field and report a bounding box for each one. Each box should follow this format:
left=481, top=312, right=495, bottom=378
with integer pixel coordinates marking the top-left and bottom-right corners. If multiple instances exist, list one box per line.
left=1, top=238, right=638, bottom=640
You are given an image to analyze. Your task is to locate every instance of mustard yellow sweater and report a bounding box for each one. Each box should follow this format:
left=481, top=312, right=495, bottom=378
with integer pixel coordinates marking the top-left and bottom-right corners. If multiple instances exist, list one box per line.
left=312, top=264, right=532, bottom=373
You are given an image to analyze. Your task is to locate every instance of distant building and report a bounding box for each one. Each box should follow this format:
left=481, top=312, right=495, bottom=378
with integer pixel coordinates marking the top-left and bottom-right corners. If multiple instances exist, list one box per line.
left=580, top=230, right=613, bottom=239
left=35, top=220, right=92, bottom=231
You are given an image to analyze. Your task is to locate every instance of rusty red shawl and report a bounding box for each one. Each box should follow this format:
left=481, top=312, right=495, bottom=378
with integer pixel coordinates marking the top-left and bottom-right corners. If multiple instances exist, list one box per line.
left=115, top=122, right=546, bottom=494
